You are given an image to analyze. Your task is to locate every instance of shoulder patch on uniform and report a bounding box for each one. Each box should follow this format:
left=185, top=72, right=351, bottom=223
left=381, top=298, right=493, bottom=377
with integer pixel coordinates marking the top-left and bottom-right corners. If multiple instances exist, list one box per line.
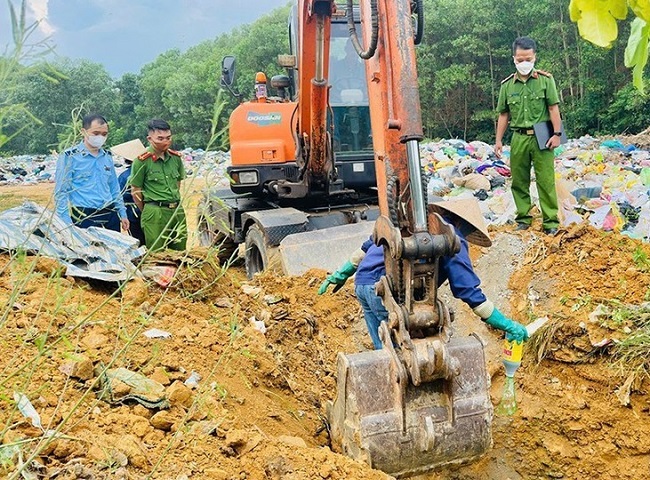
left=501, top=73, right=515, bottom=84
left=63, top=146, right=80, bottom=156
left=168, top=149, right=182, bottom=157
left=137, top=151, right=154, bottom=161
left=536, top=69, right=552, bottom=77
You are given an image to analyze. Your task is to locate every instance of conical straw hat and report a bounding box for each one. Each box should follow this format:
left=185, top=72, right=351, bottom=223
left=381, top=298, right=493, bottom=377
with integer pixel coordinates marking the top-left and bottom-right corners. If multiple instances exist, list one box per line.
left=429, top=197, right=492, bottom=247
left=111, top=139, right=147, bottom=162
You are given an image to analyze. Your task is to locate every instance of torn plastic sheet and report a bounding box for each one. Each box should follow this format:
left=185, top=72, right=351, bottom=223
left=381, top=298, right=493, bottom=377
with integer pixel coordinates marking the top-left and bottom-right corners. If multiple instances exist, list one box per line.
left=0, top=201, right=146, bottom=282
left=13, top=392, right=43, bottom=430
left=97, top=367, right=169, bottom=408
left=143, top=328, right=172, bottom=339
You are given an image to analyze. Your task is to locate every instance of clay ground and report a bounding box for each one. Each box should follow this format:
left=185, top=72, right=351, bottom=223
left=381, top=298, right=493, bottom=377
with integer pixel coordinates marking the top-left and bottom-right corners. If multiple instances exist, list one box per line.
left=1, top=182, right=650, bottom=480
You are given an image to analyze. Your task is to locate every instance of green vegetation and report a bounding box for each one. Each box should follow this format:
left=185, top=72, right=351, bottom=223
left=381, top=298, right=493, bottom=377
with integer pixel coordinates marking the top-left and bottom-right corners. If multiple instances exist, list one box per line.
left=1, top=0, right=649, bottom=155
left=569, top=0, right=649, bottom=92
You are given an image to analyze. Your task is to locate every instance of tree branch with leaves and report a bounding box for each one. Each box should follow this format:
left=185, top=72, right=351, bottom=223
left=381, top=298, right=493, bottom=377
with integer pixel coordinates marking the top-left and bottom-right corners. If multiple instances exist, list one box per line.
left=570, top=0, right=649, bottom=92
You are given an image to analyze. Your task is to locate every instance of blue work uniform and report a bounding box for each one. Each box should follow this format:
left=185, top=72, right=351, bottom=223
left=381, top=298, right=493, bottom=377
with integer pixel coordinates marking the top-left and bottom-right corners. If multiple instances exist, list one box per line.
left=355, top=226, right=487, bottom=350
left=118, top=165, right=145, bottom=245
left=54, top=142, right=127, bottom=231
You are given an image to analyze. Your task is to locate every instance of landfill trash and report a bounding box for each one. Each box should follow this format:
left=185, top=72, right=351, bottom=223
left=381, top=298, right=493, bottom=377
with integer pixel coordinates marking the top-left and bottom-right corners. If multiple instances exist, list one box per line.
left=419, top=133, right=650, bottom=241
left=97, top=367, right=169, bottom=408
left=0, top=202, right=145, bottom=282
left=0, top=148, right=233, bottom=186
left=0, top=443, right=21, bottom=468
left=184, top=371, right=202, bottom=388
left=263, top=294, right=283, bottom=305
left=13, top=392, right=43, bottom=430
left=143, top=328, right=172, bottom=339
left=242, top=285, right=262, bottom=297
left=4, top=133, right=650, bottom=241
left=249, top=316, right=267, bottom=334
left=140, top=265, right=177, bottom=287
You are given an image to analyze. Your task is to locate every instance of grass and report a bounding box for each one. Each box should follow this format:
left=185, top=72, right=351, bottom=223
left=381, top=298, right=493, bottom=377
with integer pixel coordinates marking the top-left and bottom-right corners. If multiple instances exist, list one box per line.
left=0, top=108, right=236, bottom=480
left=0, top=194, right=26, bottom=211
left=612, top=304, right=650, bottom=376
left=632, top=246, right=650, bottom=272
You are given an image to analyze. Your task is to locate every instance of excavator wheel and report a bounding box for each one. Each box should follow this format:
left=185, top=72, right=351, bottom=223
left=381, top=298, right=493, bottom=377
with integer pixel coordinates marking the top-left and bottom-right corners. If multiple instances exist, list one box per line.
left=197, top=213, right=238, bottom=264
left=244, top=224, right=281, bottom=279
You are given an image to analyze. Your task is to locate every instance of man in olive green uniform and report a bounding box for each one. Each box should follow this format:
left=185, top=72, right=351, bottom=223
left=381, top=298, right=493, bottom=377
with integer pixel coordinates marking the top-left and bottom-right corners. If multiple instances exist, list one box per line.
left=130, top=119, right=187, bottom=251
left=495, top=37, right=563, bottom=235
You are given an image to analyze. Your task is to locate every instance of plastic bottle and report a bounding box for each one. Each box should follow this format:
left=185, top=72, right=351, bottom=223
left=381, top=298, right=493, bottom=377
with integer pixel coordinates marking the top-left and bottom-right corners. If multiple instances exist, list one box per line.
left=254, top=71, right=268, bottom=102
left=502, top=338, right=524, bottom=377
left=495, top=339, right=522, bottom=416
left=495, top=317, right=549, bottom=416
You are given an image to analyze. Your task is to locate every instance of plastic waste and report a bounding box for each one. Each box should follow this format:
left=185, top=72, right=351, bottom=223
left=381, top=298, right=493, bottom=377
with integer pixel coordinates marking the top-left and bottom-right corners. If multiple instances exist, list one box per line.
left=143, top=328, right=172, bottom=339
left=13, top=392, right=43, bottom=430
left=184, top=371, right=202, bottom=388
left=496, top=317, right=548, bottom=416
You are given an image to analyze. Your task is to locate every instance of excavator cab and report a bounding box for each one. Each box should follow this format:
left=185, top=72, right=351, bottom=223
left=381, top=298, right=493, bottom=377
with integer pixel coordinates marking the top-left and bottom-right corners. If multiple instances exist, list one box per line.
left=286, top=3, right=376, bottom=193
left=327, top=22, right=374, bottom=188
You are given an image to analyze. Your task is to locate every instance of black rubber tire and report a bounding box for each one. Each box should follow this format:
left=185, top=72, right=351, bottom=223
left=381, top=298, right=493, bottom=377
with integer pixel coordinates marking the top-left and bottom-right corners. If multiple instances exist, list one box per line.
left=244, top=224, right=280, bottom=279
left=197, top=213, right=238, bottom=263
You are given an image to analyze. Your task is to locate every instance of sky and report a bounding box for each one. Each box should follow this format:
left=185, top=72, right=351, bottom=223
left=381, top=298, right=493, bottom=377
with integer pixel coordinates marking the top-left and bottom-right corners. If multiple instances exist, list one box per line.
left=0, top=0, right=290, bottom=77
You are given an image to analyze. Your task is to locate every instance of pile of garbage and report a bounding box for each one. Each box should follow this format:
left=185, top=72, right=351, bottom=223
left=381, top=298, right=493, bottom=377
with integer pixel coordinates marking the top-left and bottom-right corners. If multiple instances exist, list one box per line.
left=0, top=148, right=232, bottom=186
left=0, top=154, right=56, bottom=185
left=3, top=131, right=650, bottom=240
left=421, top=132, right=650, bottom=241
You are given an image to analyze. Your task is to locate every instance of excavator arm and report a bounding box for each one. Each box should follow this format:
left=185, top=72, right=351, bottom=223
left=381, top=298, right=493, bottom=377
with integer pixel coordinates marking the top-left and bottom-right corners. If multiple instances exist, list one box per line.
left=328, top=0, right=493, bottom=476
left=271, top=0, right=337, bottom=198
left=296, top=0, right=332, bottom=189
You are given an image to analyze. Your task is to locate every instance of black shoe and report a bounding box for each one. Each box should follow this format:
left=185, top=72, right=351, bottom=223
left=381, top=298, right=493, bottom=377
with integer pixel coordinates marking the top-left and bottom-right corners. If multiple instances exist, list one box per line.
left=544, top=227, right=558, bottom=236
left=515, top=222, right=530, bottom=231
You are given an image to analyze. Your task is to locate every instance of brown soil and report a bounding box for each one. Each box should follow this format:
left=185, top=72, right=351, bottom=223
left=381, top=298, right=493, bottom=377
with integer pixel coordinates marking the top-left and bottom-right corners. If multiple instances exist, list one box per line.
left=2, top=183, right=650, bottom=480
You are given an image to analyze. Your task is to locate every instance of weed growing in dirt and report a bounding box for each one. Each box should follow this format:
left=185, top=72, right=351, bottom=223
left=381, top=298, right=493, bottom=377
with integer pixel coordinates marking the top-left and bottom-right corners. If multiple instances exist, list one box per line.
left=607, top=304, right=650, bottom=389
left=632, top=246, right=650, bottom=272
left=570, top=294, right=593, bottom=312
left=525, top=320, right=561, bottom=365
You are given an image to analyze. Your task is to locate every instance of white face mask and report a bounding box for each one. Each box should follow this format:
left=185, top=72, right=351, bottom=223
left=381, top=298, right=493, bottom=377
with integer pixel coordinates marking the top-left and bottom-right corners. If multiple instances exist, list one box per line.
left=86, top=134, right=107, bottom=149
left=515, top=60, right=535, bottom=76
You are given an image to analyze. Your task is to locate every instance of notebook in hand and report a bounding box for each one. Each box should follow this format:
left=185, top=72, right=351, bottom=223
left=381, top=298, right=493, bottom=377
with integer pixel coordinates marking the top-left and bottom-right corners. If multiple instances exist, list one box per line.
left=533, top=120, right=568, bottom=150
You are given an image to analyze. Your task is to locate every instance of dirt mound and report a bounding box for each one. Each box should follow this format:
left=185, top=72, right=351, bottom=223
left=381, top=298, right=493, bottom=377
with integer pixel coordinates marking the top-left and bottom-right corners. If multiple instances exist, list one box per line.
left=0, top=251, right=389, bottom=479
left=2, top=224, right=650, bottom=480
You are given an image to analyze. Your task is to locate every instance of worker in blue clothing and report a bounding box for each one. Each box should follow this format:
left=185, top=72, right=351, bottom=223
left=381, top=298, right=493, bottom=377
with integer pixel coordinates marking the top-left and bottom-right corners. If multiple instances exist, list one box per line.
left=112, top=139, right=147, bottom=245
left=319, top=199, right=529, bottom=349
left=54, top=113, right=128, bottom=232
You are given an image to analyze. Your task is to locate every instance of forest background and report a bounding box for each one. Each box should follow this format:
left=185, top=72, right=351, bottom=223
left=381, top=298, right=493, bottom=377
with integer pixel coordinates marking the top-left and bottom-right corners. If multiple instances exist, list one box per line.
left=2, top=0, right=649, bottom=155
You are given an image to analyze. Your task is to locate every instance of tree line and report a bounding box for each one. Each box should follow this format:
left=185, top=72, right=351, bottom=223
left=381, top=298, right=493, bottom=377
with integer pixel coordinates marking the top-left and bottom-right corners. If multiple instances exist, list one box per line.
left=1, top=0, right=648, bottom=155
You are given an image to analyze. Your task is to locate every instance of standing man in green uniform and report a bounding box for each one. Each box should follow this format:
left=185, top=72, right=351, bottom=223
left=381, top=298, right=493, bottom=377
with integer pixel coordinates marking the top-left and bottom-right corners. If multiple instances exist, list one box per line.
left=494, top=36, right=563, bottom=236
left=130, top=119, right=187, bottom=251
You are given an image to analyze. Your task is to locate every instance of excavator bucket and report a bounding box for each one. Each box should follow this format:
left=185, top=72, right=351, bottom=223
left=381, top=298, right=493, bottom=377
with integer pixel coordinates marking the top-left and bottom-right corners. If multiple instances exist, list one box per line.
left=279, top=222, right=374, bottom=276
left=328, top=334, right=492, bottom=478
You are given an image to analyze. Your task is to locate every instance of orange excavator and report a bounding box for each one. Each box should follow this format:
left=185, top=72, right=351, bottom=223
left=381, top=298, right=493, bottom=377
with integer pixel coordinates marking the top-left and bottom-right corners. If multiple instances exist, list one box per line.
left=199, top=1, right=379, bottom=278
left=202, top=0, right=492, bottom=476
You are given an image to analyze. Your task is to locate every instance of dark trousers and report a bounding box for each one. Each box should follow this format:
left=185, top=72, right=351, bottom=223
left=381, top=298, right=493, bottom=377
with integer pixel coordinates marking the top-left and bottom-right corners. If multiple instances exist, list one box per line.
left=72, top=206, right=120, bottom=232
left=126, top=205, right=146, bottom=245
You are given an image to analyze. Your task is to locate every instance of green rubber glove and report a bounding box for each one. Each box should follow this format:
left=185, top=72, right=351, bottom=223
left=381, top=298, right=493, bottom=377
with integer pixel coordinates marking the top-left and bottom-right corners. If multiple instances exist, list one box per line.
left=485, top=308, right=529, bottom=343
left=318, top=261, right=357, bottom=294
